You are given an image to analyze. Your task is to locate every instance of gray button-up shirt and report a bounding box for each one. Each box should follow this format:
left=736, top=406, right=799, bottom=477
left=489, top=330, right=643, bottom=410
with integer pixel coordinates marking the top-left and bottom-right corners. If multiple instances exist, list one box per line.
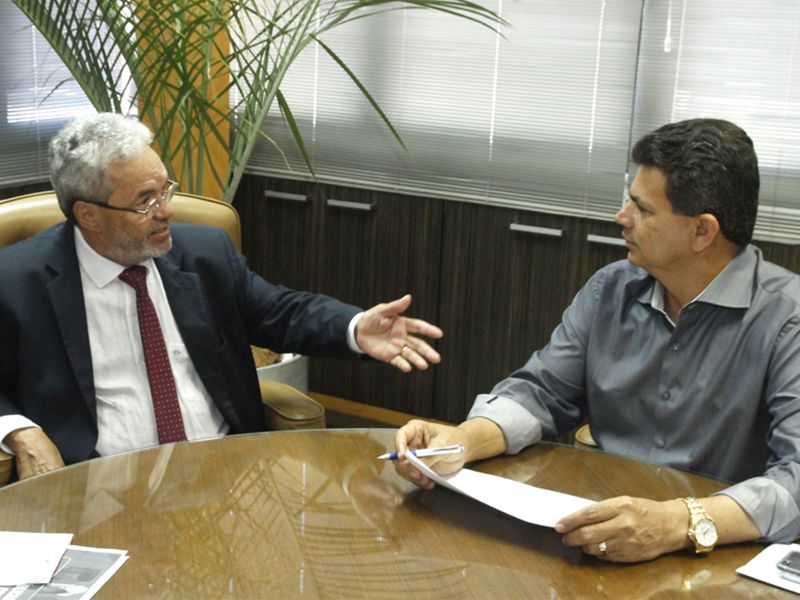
left=468, top=245, right=800, bottom=541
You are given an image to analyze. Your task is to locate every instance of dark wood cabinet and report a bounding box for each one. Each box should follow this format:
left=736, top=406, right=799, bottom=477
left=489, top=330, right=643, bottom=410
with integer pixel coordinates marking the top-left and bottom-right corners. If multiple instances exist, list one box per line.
left=236, top=173, right=798, bottom=422
left=239, top=175, right=442, bottom=415
left=236, top=176, right=316, bottom=292
left=307, top=184, right=443, bottom=416
left=432, top=202, right=627, bottom=421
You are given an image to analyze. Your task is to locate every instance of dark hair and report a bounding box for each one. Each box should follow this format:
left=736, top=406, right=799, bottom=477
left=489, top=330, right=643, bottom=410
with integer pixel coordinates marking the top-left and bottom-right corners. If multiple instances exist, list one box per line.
left=632, top=118, right=759, bottom=247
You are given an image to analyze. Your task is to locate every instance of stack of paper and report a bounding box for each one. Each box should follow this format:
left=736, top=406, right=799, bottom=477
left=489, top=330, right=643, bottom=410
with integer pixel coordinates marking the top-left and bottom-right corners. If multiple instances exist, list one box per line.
left=0, top=532, right=127, bottom=599
left=0, top=531, right=73, bottom=586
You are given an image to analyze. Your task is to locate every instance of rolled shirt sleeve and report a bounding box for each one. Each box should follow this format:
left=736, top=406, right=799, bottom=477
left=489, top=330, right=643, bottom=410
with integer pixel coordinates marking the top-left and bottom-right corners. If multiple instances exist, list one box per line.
left=465, top=263, right=601, bottom=453
left=718, top=478, right=800, bottom=542
left=467, top=394, right=543, bottom=454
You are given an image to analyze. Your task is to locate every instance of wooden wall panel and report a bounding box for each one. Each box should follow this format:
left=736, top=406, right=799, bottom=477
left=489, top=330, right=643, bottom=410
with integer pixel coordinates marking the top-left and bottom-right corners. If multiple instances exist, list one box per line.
left=236, top=175, right=443, bottom=416
left=432, top=203, right=628, bottom=422
left=307, top=184, right=443, bottom=416
left=234, top=175, right=800, bottom=423
left=237, top=174, right=316, bottom=292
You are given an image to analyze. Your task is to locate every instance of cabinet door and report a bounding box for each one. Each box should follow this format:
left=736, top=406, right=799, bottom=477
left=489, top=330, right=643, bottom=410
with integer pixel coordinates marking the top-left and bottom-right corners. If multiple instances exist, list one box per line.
left=237, top=174, right=316, bottom=292
left=308, top=184, right=443, bottom=416
left=433, top=202, right=577, bottom=421
left=433, top=202, right=629, bottom=423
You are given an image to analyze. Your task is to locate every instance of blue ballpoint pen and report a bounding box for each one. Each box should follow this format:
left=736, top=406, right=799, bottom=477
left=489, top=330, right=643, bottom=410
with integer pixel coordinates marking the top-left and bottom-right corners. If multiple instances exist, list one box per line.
left=377, top=444, right=464, bottom=461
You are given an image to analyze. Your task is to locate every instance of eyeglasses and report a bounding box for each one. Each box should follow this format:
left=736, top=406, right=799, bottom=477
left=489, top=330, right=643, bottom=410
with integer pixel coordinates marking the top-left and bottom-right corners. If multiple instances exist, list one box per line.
left=80, top=179, right=178, bottom=218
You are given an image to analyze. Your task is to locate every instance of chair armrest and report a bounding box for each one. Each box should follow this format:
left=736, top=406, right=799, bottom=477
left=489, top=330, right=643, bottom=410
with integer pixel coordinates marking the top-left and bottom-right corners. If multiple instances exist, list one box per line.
left=0, top=450, right=13, bottom=486
left=574, top=423, right=597, bottom=447
left=260, top=380, right=325, bottom=430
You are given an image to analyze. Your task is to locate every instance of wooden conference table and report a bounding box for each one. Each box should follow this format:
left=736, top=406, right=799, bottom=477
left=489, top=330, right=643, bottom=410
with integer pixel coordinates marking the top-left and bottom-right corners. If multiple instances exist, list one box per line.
left=0, top=429, right=792, bottom=599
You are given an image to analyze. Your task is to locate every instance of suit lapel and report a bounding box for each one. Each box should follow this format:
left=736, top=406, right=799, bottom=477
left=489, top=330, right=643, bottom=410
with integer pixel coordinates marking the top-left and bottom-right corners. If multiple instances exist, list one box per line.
left=45, top=224, right=97, bottom=416
left=155, top=247, right=238, bottom=426
left=155, top=248, right=217, bottom=360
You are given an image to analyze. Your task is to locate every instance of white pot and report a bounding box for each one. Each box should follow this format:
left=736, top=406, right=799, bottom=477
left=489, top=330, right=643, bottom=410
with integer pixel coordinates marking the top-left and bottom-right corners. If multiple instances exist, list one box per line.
left=256, top=353, right=309, bottom=393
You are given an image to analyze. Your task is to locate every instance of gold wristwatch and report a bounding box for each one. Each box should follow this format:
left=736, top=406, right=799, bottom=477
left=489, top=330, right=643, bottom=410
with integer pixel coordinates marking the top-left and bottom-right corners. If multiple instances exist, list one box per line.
left=681, top=496, right=718, bottom=554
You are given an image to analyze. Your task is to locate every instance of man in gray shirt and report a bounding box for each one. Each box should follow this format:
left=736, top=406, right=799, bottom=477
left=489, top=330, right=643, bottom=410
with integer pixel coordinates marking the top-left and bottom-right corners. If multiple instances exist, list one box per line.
left=395, top=118, right=800, bottom=562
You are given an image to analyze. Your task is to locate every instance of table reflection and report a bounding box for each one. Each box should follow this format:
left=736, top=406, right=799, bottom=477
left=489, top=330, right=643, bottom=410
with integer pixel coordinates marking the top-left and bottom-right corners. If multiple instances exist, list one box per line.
left=0, top=430, right=791, bottom=599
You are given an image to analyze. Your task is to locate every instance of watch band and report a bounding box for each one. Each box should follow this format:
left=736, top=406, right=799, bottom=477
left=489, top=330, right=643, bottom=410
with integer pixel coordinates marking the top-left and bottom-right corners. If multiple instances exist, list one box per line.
left=681, top=496, right=718, bottom=554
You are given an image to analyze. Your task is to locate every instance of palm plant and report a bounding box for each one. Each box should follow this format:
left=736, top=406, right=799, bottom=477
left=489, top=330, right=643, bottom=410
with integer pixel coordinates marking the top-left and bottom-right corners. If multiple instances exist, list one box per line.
left=12, top=0, right=501, bottom=203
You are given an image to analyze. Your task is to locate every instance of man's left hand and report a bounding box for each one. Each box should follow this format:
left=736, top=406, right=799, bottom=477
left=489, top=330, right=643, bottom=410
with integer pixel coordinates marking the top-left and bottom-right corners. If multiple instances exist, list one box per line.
left=356, top=294, right=443, bottom=372
left=555, top=496, right=689, bottom=562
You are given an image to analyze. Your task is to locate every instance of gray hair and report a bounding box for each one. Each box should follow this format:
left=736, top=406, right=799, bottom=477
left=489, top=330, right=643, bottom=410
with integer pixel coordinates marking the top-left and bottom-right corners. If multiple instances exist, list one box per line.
left=49, top=113, right=154, bottom=220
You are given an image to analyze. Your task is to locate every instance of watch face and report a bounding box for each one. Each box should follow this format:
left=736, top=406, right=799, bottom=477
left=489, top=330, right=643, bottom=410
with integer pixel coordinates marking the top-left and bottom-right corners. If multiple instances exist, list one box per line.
left=695, top=518, right=718, bottom=546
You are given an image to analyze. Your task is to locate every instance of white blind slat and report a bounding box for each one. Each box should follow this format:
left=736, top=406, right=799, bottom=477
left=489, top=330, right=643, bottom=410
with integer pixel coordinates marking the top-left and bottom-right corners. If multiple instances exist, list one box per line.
left=633, top=0, right=800, bottom=243
left=0, top=3, right=94, bottom=186
left=248, top=0, right=641, bottom=219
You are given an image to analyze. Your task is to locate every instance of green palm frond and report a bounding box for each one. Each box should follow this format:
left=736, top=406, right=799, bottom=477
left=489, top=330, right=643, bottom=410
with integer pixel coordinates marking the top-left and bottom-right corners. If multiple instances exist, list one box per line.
left=12, top=0, right=503, bottom=203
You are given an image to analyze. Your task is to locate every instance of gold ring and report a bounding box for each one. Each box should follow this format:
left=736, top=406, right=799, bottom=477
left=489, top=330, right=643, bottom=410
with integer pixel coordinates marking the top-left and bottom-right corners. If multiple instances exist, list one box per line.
left=399, top=344, right=408, bottom=356
left=598, top=541, right=608, bottom=557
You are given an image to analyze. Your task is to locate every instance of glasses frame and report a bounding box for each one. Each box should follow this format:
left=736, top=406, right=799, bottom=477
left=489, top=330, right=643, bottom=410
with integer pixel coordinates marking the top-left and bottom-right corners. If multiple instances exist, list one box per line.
left=79, top=179, right=178, bottom=218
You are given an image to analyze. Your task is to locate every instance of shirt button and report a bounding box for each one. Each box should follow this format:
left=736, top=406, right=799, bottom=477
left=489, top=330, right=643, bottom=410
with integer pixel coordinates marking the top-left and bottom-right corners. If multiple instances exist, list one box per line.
left=672, top=343, right=680, bottom=351
left=662, top=391, right=671, bottom=400
left=655, top=438, right=666, bottom=448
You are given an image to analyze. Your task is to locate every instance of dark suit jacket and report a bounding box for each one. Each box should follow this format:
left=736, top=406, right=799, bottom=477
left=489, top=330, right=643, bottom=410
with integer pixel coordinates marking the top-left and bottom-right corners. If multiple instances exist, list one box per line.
left=0, top=222, right=360, bottom=464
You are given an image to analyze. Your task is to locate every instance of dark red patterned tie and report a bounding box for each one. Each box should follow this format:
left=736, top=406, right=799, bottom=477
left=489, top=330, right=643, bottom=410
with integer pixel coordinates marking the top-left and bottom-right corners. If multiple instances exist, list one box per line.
left=119, top=266, right=187, bottom=443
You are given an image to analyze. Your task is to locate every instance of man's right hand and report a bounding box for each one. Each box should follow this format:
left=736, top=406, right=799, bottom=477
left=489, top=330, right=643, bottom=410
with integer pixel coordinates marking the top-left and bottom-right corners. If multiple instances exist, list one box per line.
left=394, top=417, right=507, bottom=490
left=394, top=420, right=468, bottom=489
left=3, top=427, right=65, bottom=480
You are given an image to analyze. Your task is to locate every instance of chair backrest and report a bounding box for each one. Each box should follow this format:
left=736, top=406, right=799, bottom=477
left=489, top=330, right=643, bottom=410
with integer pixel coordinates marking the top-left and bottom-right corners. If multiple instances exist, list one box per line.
left=0, top=190, right=241, bottom=251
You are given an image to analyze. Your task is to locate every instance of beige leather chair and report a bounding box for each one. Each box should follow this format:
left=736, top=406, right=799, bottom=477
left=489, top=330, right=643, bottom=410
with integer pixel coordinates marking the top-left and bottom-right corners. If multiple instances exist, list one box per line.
left=0, top=190, right=325, bottom=484
left=574, top=423, right=597, bottom=447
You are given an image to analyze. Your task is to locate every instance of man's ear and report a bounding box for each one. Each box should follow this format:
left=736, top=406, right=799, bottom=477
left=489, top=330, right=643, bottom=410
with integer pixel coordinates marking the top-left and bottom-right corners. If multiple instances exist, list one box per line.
left=692, top=213, right=721, bottom=252
left=72, top=200, right=102, bottom=232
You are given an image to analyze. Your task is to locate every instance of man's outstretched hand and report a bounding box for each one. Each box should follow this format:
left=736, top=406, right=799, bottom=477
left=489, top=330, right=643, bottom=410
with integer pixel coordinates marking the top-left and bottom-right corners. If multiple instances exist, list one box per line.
left=355, top=294, right=443, bottom=372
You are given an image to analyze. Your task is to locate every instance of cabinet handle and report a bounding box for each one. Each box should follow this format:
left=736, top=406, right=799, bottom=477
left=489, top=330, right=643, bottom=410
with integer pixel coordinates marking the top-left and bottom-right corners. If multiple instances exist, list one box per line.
left=586, top=234, right=627, bottom=247
left=264, top=190, right=309, bottom=203
left=326, top=199, right=374, bottom=211
left=509, top=223, right=562, bottom=238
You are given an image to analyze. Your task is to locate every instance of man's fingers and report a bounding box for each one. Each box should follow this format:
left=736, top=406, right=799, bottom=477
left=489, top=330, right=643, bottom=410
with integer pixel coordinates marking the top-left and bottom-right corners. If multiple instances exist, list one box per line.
left=394, top=337, right=441, bottom=366
left=395, top=459, right=436, bottom=490
left=390, top=353, right=413, bottom=373
left=556, top=500, right=621, bottom=532
left=583, top=540, right=612, bottom=560
left=388, top=339, right=439, bottom=371
left=379, top=294, right=412, bottom=316
left=405, top=318, right=444, bottom=339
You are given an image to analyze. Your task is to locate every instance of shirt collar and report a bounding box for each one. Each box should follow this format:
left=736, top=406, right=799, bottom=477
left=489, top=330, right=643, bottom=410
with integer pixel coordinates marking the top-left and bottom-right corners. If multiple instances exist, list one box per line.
left=74, top=225, right=155, bottom=288
left=648, top=245, right=757, bottom=315
left=694, top=245, right=757, bottom=309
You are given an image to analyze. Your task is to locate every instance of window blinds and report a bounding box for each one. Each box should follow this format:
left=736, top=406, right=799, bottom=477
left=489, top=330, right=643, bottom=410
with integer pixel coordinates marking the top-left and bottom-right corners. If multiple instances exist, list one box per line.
left=246, top=0, right=643, bottom=220
left=4, top=0, right=799, bottom=244
left=0, top=2, right=94, bottom=187
left=633, top=0, right=800, bottom=243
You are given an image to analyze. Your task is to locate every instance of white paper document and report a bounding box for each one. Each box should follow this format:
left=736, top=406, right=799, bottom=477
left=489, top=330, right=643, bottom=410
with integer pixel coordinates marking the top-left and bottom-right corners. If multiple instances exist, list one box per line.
left=0, top=531, right=74, bottom=586
left=0, top=545, right=128, bottom=600
left=406, top=452, right=595, bottom=527
left=737, top=542, right=800, bottom=594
